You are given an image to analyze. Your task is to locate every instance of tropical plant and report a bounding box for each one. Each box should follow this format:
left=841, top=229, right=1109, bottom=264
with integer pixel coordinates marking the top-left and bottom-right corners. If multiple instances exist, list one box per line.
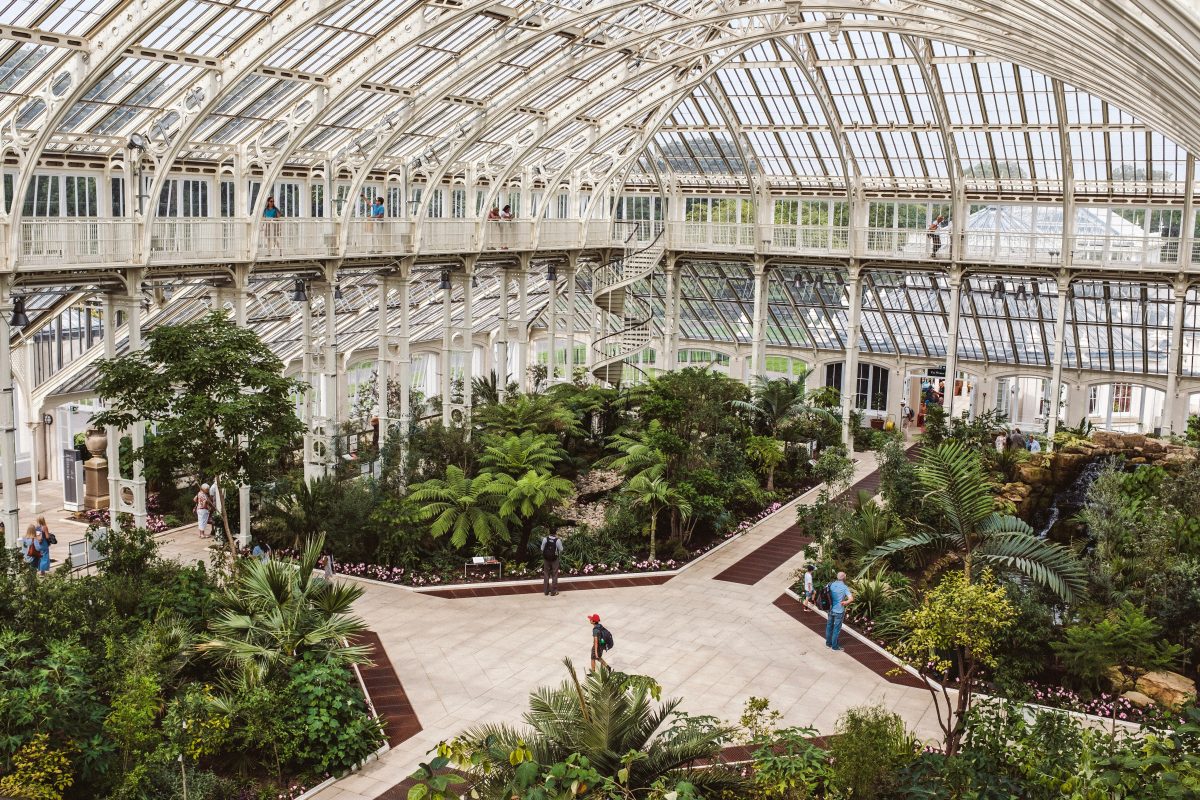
left=475, top=393, right=584, bottom=439
left=621, top=475, right=692, bottom=561
left=197, top=535, right=370, bottom=684
left=1052, top=602, right=1182, bottom=698
left=92, top=311, right=305, bottom=540
left=478, top=431, right=564, bottom=478
left=471, top=370, right=519, bottom=408
left=602, top=424, right=667, bottom=481
left=407, top=465, right=511, bottom=551
left=443, top=660, right=745, bottom=798
left=828, top=705, right=917, bottom=799
left=731, top=374, right=835, bottom=438
left=842, top=493, right=906, bottom=566
left=861, top=440, right=1087, bottom=602
left=745, top=435, right=785, bottom=491
left=893, top=569, right=1016, bottom=755
left=500, top=470, right=575, bottom=558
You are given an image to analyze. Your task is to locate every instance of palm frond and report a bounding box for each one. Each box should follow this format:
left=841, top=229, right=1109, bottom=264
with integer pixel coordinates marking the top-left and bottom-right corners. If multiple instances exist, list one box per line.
left=976, top=532, right=1088, bottom=603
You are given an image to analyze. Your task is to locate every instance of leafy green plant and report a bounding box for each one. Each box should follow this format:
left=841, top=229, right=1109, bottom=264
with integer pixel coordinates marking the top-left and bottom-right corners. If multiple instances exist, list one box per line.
left=198, top=535, right=370, bottom=684
left=408, top=466, right=511, bottom=551
left=1052, top=601, right=1182, bottom=698
left=0, top=733, right=75, bottom=800
left=862, top=440, right=1087, bottom=602
left=750, top=727, right=832, bottom=800
left=280, top=653, right=385, bottom=776
left=443, top=659, right=745, bottom=798
left=828, top=705, right=916, bottom=799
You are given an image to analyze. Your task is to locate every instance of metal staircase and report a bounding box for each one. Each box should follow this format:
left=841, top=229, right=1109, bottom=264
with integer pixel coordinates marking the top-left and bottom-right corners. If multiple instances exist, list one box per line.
left=591, top=224, right=666, bottom=385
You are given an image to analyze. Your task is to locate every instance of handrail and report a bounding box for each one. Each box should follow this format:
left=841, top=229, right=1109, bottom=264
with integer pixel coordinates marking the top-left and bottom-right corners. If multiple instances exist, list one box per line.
left=589, top=227, right=667, bottom=384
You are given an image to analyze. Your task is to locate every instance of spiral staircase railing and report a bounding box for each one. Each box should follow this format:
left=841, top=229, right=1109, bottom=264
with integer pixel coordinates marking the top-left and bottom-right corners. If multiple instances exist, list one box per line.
left=590, top=223, right=666, bottom=385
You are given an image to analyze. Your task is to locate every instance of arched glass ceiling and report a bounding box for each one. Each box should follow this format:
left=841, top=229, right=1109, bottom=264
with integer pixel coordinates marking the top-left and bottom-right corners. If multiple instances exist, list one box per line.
left=2, top=1, right=1198, bottom=196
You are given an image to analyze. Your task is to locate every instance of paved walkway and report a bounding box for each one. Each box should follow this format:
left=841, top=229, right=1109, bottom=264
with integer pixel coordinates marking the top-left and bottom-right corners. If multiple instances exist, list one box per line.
left=151, top=453, right=941, bottom=800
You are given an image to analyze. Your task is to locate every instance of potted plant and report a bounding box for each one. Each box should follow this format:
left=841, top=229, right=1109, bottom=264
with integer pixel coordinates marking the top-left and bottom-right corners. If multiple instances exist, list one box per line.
left=84, top=428, right=108, bottom=461
left=73, top=432, right=90, bottom=462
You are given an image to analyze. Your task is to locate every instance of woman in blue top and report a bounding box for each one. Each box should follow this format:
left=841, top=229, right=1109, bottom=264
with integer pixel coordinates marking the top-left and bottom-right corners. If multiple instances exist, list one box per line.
left=262, top=196, right=281, bottom=251
left=33, top=527, right=50, bottom=574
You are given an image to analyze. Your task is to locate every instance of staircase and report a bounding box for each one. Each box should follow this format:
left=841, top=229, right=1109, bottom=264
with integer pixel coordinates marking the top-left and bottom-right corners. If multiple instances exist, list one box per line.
left=591, top=226, right=666, bottom=385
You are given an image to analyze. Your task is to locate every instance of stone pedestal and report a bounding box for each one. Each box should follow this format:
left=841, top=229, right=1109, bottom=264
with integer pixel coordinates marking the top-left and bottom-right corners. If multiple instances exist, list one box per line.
left=82, top=429, right=110, bottom=510
left=84, top=459, right=110, bottom=510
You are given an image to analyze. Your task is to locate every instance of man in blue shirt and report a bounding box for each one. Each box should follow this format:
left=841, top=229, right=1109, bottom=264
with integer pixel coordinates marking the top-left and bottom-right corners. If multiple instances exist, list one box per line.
left=825, top=571, right=854, bottom=651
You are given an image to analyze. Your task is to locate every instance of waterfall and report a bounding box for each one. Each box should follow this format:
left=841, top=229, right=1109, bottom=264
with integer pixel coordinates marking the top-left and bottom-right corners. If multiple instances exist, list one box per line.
left=1034, top=460, right=1110, bottom=539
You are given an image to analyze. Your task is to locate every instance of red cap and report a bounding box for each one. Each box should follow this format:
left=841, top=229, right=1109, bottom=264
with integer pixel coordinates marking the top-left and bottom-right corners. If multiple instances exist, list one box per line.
left=587, top=614, right=601, bottom=623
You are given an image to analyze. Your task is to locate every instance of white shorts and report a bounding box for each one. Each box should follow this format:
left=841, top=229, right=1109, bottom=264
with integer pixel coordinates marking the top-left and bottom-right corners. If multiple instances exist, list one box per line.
left=197, top=508, right=211, bottom=530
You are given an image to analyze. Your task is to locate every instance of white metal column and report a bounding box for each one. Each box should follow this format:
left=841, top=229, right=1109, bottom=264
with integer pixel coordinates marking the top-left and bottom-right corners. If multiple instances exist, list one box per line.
left=842, top=265, right=863, bottom=450
left=462, top=259, right=475, bottom=418
left=547, top=263, right=559, bottom=382
left=1045, top=271, right=1071, bottom=449
left=233, top=277, right=250, bottom=545
left=376, top=276, right=394, bottom=433
left=441, top=272, right=453, bottom=424
left=944, top=269, right=963, bottom=419
left=0, top=281, right=18, bottom=546
left=497, top=269, right=509, bottom=400
left=103, top=294, right=123, bottom=533
left=397, top=267, right=411, bottom=437
left=663, top=254, right=678, bottom=373
left=517, top=264, right=529, bottom=389
left=565, top=254, right=578, bottom=382
left=126, top=292, right=147, bottom=530
left=300, top=294, right=322, bottom=483
left=750, top=257, right=768, bottom=376
left=1165, top=276, right=1188, bottom=434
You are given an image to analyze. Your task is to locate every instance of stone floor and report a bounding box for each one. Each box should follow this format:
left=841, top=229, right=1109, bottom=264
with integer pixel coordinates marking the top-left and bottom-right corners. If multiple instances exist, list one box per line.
left=143, top=452, right=939, bottom=800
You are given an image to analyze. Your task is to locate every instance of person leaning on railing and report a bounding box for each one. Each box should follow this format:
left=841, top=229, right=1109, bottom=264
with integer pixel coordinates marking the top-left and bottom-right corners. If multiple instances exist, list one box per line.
left=262, top=196, right=281, bottom=252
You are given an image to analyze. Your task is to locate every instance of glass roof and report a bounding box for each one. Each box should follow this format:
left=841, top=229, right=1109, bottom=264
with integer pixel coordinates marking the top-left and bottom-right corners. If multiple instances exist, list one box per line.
left=1, top=1, right=1197, bottom=195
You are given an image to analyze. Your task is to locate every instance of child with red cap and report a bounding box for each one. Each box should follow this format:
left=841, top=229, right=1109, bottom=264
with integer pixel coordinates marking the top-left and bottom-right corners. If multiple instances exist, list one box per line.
left=588, top=614, right=612, bottom=672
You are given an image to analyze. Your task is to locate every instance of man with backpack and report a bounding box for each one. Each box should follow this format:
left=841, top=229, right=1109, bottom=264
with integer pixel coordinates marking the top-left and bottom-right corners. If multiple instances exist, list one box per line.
left=587, top=613, right=613, bottom=671
left=824, top=571, right=854, bottom=651
left=540, top=530, right=564, bottom=596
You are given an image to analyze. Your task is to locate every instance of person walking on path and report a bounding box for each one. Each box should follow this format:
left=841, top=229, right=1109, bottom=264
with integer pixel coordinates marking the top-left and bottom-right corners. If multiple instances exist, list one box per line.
left=541, top=531, right=563, bottom=596
left=35, top=516, right=55, bottom=569
left=588, top=613, right=612, bottom=672
left=803, top=564, right=815, bottom=611
left=195, top=483, right=214, bottom=538
left=19, top=524, right=37, bottom=571
left=825, top=571, right=853, bottom=651
left=32, top=527, right=50, bottom=575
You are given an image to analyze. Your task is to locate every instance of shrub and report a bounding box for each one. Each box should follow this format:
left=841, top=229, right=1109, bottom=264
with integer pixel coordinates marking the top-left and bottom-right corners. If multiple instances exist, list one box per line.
left=828, top=705, right=916, bottom=799
left=279, top=653, right=385, bottom=777
left=0, top=733, right=75, bottom=800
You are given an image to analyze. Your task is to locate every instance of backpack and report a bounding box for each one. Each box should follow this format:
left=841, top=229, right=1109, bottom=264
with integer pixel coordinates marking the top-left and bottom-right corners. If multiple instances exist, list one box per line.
left=542, top=536, right=559, bottom=560
left=817, top=584, right=833, bottom=612
left=597, top=625, right=614, bottom=651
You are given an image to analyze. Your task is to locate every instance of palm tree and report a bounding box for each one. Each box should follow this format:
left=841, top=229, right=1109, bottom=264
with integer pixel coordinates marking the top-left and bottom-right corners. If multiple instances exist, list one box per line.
left=408, top=465, right=511, bottom=550
left=451, top=660, right=745, bottom=799
left=861, top=440, right=1087, bottom=603
left=622, top=474, right=692, bottom=561
left=478, top=431, right=564, bottom=478
left=843, top=491, right=906, bottom=564
left=471, top=371, right=521, bottom=408
left=601, top=423, right=666, bottom=481
left=745, top=435, right=785, bottom=491
left=475, top=393, right=584, bottom=439
left=731, top=373, right=835, bottom=437
left=197, top=535, right=370, bottom=685
left=501, top=470, right=575, bottom=557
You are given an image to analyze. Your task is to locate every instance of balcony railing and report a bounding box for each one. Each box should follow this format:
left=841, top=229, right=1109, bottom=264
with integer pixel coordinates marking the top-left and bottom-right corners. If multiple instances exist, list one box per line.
left=344, top=219, right=412, bottom=256
left=8, top=216, right=1200, bottom=274
left=257, top=219, right=340, bottom=260
left=150, top=220, right=247, bottom=264
left=421, top=220, right=476, bottom=254
left=17, top=219, right=136, bottom=268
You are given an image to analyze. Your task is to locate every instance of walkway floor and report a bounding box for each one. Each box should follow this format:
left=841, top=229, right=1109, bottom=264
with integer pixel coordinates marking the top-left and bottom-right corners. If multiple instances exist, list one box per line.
left=150, top=452, right=941, bottom=800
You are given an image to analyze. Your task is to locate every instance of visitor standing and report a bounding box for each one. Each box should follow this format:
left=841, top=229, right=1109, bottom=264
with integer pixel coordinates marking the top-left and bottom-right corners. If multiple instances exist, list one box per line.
left=928, top=215, right=946, bottom=256
left=33, top=528, right=50, bottom=575
left=36, top=516, right=55, bottom=567
left=1029, top=437, right=1042, bottom=454
left=825, top=571, right=853, bottom=651
left=995, top=432, right=1006, bottom=453
left=588, top=613, right=612, bottom=672
left=262, top=196, right=281, bottom=252
left=803, top=564, right=815, bottom=611
left=19, top=524, right=36, bottom=570
left=195, top=483, right=214, bottom=538
left=541, top=530, right=563, bottom=596
left=1009, top=427, right=1027, bottom=451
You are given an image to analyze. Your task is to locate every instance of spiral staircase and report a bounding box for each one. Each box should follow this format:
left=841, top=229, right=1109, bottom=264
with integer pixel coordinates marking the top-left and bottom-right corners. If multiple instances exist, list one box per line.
left=591, top=226, right=666, bottom=385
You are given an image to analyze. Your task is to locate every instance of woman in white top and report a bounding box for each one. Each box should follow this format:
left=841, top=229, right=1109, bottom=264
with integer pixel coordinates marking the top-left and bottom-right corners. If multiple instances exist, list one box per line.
left=195, top=483, right=214, bottom=538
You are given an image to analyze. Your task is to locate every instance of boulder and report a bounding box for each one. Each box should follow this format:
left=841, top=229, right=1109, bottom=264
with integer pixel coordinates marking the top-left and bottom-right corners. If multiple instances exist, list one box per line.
left=1141, top=438, right=1166, bottom=455
left=1135, top=670, right=1197, bottom=710
left=1015, top=463, right=1052, bottom=486
left=1052, top=452, right=1090, bottom=477
left=1163, top=452, right=1198, bottom=468
left=1129, top=457, right=1148, bottom=465
left=1122, top=690, right=1156, bottom=708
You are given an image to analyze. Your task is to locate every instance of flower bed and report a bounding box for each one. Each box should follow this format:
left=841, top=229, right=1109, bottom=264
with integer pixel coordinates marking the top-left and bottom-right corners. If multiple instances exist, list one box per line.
left=285, top=500, right=788, bottom=589
left=1022, top=683, right=1193, bottom=726
left=83, top=492, right=170, bottom=533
